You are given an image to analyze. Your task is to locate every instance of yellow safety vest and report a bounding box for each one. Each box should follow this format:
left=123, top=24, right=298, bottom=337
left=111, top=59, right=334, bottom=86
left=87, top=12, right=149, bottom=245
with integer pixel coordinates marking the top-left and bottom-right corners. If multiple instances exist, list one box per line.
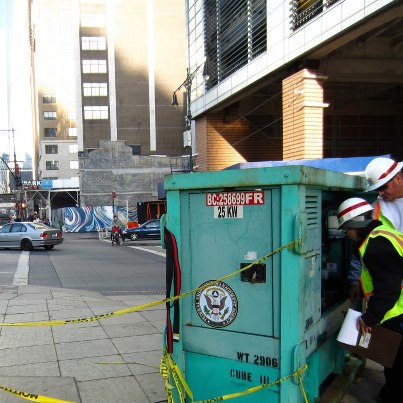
left=373, top=200, right=395, bottom=229
left=358, top=225, right=403, bottom=324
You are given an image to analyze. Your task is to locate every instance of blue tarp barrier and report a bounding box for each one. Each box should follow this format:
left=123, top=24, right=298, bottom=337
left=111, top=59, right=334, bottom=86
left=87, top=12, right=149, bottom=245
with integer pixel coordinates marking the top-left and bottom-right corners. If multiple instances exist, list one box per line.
left=226, top=155, right=391, bottom=174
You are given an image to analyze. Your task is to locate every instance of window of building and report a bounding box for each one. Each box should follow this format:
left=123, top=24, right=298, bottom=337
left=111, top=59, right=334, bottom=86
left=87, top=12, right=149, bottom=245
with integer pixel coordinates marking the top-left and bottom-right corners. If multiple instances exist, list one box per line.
left=82, top=36, right=106, bottom=50
left=68, top=128, right=77, bottom=137
left=81, top=13, right=106, bottom=27
left=82, top=59, right=107, bottom=74
left=84, top=106, right=108, bottom=120
left=45, top=145, right=58, bottom=154
left=43, top=111, right=57, bottom=120
left=70, top=160, right=79, bottom=170
left=43, top=94, right=56, bottom=104
left=44, top=128, right=57, bottom=137
left=205, top=0, right=267, bottom=88
left=83, top=82, right=108, bottom=97
left=291, top=0, right=325, bottom=30
left=69, top=144, right=78, bottom=153
left=46, top=161, right=59, bottom=170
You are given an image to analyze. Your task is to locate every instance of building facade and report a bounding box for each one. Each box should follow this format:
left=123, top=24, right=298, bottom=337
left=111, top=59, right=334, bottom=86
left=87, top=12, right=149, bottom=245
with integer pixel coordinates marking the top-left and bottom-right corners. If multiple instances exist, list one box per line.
left=186, top=0, right=403, bottom=171
left=32, top=0, right=187, bottom=182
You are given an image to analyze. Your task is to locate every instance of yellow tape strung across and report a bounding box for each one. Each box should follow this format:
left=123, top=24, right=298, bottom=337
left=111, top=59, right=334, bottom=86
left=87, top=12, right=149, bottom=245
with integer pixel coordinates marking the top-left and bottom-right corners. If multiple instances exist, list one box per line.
left=0, top=241, right=297, bottom=327
left=162, top=353, right=309, bottom=403
left=0, top=386, right=76, bottom=403
left=0, top=241, right=298, bottom=403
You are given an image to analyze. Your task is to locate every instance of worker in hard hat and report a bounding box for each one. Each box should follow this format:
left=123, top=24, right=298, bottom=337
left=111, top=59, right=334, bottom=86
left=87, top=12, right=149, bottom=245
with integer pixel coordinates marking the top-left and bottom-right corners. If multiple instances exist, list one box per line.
left=366, top=156, right=403, bottom=228
left=337, top=197, right=403, bottom=402
left=348, top=157, right=403, bottom=304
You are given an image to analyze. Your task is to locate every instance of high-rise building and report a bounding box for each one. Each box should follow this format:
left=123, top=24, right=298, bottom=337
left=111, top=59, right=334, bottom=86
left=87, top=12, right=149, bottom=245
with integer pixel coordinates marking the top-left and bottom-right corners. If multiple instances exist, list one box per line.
left=32, top=0, right=187, bottom=182
left=186, top=0, right=403, bottom=171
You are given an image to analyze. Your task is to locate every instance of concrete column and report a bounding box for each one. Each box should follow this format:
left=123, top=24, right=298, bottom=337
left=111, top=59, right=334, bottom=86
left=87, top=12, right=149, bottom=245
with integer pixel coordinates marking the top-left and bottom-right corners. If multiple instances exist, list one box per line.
left=282, top=69, right=328, bottom=160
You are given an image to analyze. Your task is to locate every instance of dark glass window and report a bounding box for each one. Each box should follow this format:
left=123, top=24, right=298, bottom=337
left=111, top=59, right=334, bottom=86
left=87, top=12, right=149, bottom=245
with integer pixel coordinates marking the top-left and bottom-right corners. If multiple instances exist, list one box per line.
left=205, top=0, right=267, bottom=88
left=43, top=94, right=56, bottom=103
left=291, top=1, right=340, bottom=30
left=44, top=128, right=57, bottom=137
left=46, top=161, right=59, bottom=170
left=45, top=145, right=58, bottom=154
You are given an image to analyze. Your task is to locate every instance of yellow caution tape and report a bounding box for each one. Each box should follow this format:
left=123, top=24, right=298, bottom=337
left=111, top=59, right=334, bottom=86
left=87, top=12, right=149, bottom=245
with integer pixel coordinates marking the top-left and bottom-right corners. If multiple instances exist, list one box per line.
left=0, top=241, right=297, bottom=327
left=193, top=364, right=309, bottom=403
left=0, top=241, right=299, bottom=403
left=0, top=386, right=76, bottom=403
left=161, top=352, right=308, bottom=403
left=166, top=353, right=193, bottom=400
left=161, top=354, right=174, bottom=403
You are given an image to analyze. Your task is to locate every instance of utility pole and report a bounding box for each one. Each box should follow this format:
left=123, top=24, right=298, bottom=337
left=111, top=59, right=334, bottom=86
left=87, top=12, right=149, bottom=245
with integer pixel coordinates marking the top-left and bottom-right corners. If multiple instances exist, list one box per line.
left=0, top=129, right=24, bottom=219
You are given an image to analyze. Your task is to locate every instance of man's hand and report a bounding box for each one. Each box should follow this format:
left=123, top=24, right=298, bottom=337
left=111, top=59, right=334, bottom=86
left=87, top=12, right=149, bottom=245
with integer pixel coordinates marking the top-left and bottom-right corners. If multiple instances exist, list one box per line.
left=357, top=316, right=372, bottom=333
left=349, top=284, right=360, bottom=305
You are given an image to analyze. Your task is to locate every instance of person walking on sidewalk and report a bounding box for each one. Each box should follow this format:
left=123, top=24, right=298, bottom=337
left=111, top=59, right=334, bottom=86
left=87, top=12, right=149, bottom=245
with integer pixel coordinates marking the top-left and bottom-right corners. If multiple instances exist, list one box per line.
left=348, top=157, right=403, bottom=304
left=337, top=197, right=403, bottom=402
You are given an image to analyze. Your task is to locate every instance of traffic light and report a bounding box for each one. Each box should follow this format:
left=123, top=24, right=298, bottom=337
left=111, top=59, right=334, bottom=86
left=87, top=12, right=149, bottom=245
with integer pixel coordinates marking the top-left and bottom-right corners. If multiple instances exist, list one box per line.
left=15, top=176, right=22, bottom=187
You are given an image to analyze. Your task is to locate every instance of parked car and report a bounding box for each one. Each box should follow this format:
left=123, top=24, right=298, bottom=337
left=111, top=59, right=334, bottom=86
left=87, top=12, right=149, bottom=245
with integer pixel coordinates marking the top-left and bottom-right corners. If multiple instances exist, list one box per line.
left=0, top=222, right=64, bottom=251
left=122, top=219, right=161, bottom=241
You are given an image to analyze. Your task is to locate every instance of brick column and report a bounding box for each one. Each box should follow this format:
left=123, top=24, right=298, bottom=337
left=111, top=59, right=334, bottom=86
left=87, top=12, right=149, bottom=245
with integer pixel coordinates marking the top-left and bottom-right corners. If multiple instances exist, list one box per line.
left=282, top=69, right=328, bottom=160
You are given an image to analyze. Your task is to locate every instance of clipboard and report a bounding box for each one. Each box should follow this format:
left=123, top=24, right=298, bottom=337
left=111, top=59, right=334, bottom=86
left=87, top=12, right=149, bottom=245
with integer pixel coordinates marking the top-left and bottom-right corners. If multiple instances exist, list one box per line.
left=340, top=325, right=401, bottom=368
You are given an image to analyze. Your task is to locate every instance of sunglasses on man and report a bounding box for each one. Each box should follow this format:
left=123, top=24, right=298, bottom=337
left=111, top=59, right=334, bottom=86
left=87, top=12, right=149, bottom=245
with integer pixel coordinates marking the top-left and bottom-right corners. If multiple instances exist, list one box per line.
left=376, top=178, right=393, bottom=192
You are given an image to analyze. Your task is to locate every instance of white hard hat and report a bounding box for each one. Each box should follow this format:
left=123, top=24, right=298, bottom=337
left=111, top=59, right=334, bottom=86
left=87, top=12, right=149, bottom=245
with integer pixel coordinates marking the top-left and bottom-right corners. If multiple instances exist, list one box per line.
left=365, top=157, right=403, bottom=191
left=337, top=197, right=373, bottom=229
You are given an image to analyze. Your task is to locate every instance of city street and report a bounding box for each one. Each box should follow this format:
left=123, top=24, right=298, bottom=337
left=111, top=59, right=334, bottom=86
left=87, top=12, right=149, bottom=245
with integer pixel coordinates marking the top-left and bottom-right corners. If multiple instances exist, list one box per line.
left=0, top=232, right=166, bottom=295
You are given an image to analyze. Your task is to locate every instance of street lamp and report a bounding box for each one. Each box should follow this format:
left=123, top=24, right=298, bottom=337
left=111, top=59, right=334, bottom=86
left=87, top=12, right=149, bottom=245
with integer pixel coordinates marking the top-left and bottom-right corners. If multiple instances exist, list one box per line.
left=171, top=61, right=209, bottom=171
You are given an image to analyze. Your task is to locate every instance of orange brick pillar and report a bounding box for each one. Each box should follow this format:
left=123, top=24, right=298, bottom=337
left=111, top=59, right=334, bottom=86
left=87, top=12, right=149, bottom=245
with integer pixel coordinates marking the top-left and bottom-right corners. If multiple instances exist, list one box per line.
left=282, top=69, right=328, bottom=160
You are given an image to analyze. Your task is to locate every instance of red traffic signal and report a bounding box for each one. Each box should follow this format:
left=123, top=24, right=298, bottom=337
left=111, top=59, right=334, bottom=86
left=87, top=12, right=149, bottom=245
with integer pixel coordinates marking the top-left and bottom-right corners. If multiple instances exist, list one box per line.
left=112, top=191, right=116, bottom=199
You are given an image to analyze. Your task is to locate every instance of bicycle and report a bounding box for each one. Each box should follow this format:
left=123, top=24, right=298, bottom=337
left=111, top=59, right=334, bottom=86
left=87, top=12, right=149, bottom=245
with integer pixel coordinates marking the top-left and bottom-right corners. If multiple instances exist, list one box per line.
left=111, top=226, right=121, bottom=245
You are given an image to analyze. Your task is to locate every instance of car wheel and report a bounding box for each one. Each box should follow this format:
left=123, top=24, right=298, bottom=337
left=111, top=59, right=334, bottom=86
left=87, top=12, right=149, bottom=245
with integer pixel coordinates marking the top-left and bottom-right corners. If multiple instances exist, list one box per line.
left=130, top=233, right=138, bottom=241
left=44, top=245, right=54, bottom=250
left=21, top=239, right=33, bottom=251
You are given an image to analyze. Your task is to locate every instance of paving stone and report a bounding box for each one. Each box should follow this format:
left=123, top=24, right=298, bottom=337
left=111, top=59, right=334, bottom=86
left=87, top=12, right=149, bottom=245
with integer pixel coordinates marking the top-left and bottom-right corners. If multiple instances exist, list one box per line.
left=60, top=355, right=131, bottom=381
left=0, top=362, right=60, bottom=377
left=102, top=321, right=158, bottom=338
left=52, top=325, right=108, bottom=343
left=136, top=372, right=166, bottom=403
left=0, top=327, right=53, bottom=349
left=112, top=333, right=162, bottom=354
left=6, top=303, right=48, bottom=315
left=0, top=344, right=57, bottom=367
left=55, top=339, right=118, bottom=360
left=78, top=376, right=148, bottom=403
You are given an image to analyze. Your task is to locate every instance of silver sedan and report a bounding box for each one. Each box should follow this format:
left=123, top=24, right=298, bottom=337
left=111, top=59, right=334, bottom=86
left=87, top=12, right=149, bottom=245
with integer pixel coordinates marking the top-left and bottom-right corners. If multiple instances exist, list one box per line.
left=0, top=222, right=64, bottom=251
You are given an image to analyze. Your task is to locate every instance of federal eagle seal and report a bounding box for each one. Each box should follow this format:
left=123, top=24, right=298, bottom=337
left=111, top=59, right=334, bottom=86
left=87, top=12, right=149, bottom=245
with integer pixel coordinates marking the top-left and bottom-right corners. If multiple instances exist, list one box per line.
left=194, top=280, right=238, bottom=327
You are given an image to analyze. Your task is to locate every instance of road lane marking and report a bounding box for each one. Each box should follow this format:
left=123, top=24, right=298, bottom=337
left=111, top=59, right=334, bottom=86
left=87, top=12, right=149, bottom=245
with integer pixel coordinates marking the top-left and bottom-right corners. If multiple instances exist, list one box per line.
left=13, top=251, right=30, bottom=285
left=126, top=245, right=166, bottom=257
left=100, top=237, right=166, bottom=257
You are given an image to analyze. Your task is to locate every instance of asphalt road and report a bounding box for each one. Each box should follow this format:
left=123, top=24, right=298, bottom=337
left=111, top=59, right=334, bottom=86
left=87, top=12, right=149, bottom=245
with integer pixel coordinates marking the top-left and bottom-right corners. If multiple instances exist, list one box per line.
left=0, top=232, right=166, bottom=296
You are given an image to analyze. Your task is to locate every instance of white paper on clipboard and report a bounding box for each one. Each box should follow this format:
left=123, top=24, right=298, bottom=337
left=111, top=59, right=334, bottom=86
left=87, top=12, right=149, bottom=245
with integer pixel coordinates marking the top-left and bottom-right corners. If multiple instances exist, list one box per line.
left=337, top=308, right=361, bottom=346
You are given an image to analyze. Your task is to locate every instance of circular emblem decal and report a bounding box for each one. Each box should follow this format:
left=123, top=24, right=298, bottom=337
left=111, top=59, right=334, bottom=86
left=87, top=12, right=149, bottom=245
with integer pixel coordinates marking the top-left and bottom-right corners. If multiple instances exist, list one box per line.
left=195, top=280, right=238, bottom=327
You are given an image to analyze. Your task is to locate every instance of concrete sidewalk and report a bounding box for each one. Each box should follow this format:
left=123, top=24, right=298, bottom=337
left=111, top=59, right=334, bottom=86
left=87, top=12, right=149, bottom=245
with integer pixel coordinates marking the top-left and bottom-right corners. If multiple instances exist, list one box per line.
left=0, top=285, right=385, bottom=403
left=0, top=285, right=166, bottom=403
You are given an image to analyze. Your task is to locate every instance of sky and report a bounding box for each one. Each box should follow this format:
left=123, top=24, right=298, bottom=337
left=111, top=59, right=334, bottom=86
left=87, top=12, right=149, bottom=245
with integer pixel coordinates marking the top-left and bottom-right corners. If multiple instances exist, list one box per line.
left=0, top=0, right=33, bottom=167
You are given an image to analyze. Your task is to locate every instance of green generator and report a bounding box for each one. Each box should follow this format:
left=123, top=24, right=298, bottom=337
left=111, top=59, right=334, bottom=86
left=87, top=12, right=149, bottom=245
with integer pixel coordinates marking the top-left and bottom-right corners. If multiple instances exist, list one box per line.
left=162, top=165, right=366, bottom=402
